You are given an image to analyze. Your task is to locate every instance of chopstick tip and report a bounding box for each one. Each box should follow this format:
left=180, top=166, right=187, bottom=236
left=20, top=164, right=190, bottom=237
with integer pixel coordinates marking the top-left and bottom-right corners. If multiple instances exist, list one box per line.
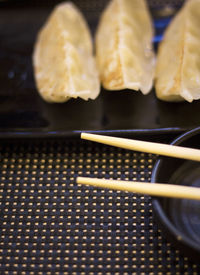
left=76, top=176, right=87, bottom=185
left=81, top=132, right=93, bottom=140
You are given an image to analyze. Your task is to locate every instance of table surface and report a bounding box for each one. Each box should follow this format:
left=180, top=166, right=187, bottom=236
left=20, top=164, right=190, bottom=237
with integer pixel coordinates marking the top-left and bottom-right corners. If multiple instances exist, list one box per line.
left=0, top=135, right=199, bottom=274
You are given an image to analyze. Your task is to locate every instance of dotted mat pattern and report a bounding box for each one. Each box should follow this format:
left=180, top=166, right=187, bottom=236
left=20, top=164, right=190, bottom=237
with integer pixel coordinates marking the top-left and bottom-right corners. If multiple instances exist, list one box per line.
left=0, top=138, right=199, bottom=274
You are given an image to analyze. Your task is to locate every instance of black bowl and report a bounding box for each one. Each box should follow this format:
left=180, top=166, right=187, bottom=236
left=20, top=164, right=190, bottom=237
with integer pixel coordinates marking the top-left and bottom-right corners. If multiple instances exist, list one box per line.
left=151, top=127, right=200, bottom=261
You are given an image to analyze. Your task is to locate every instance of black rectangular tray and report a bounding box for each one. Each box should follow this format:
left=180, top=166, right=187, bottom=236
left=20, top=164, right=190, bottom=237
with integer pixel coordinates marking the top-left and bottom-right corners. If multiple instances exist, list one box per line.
left=1, top=0, right=197, bottom=139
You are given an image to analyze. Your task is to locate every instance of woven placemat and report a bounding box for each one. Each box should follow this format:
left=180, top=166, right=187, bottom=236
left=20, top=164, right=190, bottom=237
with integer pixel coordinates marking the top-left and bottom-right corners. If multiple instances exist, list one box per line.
left=0, top=138, right=199, bottom=274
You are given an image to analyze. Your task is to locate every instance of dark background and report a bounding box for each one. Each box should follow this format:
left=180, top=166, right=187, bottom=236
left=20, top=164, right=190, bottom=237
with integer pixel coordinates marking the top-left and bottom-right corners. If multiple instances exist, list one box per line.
left=1, top=0, right=196, bottom=139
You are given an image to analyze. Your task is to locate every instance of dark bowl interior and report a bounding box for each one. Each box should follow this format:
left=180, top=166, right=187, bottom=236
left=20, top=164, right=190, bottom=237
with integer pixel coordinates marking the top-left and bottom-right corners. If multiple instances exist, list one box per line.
left=151, top=127, right=200, bottom=261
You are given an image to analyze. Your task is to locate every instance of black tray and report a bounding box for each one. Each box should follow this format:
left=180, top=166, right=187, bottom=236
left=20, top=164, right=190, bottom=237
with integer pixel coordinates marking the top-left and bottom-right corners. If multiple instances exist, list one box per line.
left=1, top=0, right=197, bottom=139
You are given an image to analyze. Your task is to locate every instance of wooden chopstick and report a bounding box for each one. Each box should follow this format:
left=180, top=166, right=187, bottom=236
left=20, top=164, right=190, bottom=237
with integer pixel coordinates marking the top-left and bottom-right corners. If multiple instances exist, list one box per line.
left=81, top=133, right=200, bottom=162
left=77, top=177, right=200, bottom=200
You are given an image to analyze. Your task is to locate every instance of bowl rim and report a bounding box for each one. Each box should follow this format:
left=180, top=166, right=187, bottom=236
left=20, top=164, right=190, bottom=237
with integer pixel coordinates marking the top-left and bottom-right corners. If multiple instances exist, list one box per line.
left=151, top=126, right=200, bottom=257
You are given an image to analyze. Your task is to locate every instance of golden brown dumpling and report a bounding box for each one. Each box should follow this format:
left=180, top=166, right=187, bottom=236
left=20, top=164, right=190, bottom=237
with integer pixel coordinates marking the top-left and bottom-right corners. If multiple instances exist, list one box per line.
left=33, top=2, right=100, bottom=103
left=95, top=0, right=155, bottom=94
left=155, top=0, right=200, bottom=102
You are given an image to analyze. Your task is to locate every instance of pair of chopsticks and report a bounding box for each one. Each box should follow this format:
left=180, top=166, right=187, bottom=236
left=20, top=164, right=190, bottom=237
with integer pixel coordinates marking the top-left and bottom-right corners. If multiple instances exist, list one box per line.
left=76, top=133, right=200, bottom=200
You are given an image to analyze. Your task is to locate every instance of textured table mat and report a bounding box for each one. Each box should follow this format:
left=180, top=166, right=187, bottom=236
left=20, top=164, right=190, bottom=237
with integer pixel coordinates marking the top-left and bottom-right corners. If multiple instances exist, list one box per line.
left=0, top=138, right=199, bottom=274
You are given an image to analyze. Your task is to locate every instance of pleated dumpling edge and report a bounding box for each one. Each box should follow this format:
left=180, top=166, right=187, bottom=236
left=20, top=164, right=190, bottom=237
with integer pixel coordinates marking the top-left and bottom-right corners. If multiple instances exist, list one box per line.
left=155, top=0, right=200, bottom=103
left=95, top=0, right=155, bottom=95
left=33, top=2, right=100, bottom=103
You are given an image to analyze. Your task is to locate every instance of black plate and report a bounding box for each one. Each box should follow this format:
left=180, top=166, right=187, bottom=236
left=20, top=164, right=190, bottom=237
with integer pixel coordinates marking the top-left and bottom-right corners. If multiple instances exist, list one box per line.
left=1, top=0, right=198, bottom=139
left=151, top=127, right=200, bottom=261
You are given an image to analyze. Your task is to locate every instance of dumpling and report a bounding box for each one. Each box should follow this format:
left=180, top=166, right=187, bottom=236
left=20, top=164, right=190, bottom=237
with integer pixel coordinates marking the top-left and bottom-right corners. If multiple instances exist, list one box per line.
left=95, top=0, right=155, bottom=94
left=155, top=0, right=200, bottom=102
left=33, top=2, right=100, bottom=103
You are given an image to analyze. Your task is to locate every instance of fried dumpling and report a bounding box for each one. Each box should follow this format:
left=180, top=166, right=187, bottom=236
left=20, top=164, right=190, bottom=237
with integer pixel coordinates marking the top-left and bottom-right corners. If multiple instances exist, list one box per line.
left=155, top=0, right=200, bottom=102
left=95, top=0, right=155, bottom=94
left=33, top=2, right=100, bottom=103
